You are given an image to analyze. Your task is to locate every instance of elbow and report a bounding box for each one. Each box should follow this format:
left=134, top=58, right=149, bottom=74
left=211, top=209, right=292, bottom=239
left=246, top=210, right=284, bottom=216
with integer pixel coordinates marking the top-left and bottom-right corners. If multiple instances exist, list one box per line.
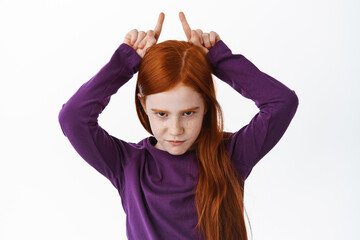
left=58, top=103, right=71, bottom=126
left=58, top=103, right=69, bottom=136
left=58, top=103, right=79, bottom=136
left=283, top=90, right=299, bottom=117
left=289, top=90, right=299, bottom=110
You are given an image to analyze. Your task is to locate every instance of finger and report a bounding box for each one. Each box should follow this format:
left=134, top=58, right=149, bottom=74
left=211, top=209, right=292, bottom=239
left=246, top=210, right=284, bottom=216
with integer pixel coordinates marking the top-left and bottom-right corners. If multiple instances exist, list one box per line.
left=179, top=11, right=192, bottom=41
left=144, top=31, right=157, bottom=49
left=154, top=12, right=165, bottom=41
left=123, top=35, right=132, bottom=46
left=209, top=31, right=221, bottom=47
left=133, top=31, right=146, bottom=49
left=202, top=33, right=211, bottom=49
left=123, top=29, right=138, bottom=46
left=130, top=29, right=139, bottom=45
left=138, top=37, right=146, bottom=49
left=196, top=29, right=203, bottom=45
left=139, top=30, right=155, bottom=49
left=209, top=31, right=216, bottom=47
left=138, top=35, right=146, bottom=49
left=190, top=30, right=202, bottom=46
left=214, top=32, right=221, bottom=43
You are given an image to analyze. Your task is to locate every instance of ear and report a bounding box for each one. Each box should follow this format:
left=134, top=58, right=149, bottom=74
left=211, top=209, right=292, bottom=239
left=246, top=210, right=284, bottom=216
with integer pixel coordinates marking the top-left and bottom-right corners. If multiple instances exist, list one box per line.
left=137, top=93, right=147, bottom=114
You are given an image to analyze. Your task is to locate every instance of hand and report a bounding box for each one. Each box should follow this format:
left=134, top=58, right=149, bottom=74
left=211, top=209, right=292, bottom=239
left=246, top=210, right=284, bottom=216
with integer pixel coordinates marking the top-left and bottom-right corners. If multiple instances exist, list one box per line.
left=178, top=11, right=221, bottom=54
left=123, top=12, right=165, bottom=58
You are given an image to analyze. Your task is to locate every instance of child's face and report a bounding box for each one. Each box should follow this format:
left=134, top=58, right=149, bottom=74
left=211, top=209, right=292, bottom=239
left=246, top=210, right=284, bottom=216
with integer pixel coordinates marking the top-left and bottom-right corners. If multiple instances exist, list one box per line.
left=139, top=83, right=206, bottom=155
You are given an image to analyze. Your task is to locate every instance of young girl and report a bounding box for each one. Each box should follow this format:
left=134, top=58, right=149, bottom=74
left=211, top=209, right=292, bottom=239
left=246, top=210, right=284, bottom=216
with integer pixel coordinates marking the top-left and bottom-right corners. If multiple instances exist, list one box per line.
left=58, top=12, right=298, bottom=240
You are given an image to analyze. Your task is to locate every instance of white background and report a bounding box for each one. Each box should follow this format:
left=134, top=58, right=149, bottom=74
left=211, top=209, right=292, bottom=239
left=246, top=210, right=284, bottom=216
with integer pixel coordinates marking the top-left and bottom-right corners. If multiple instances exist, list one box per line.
left=1, top=0, right=359, bottom=239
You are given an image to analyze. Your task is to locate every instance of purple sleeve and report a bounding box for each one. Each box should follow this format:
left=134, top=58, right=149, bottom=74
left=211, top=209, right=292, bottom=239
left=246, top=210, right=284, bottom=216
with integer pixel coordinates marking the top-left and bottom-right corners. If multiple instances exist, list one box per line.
left=207, top=40, right=299, bottom=180
left=58, top=43, right=142, bottom=188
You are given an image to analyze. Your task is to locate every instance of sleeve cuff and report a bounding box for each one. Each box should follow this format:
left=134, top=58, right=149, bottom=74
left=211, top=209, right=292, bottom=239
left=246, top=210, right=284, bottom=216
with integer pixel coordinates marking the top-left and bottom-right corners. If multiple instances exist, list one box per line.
left=207, top=40, right=233, bottom=68
left=117, top=43, right=143, bottom=73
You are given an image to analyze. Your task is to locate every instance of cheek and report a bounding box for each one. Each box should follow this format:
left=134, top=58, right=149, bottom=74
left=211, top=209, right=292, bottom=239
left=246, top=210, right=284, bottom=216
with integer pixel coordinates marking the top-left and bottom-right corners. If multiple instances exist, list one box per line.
left=148, top=116, right=163, bottom=134
left=187, top=117, right=204, bottom=133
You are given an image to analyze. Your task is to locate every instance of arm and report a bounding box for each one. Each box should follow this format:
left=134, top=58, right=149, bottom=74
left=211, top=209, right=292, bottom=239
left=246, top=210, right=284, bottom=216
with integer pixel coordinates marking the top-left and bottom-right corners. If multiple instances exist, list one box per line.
left=58, top=13, right=164, bottom=189
left=58, top=43, right=142, bottom=188
left=207, top=40, right=299, bottom=180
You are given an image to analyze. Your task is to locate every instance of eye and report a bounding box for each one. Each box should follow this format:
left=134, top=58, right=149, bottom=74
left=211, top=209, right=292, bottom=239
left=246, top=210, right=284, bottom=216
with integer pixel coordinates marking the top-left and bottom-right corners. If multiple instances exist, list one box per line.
left=183, top=111, right=194, bottom=116
left=156, top=112, right=167, bottom=117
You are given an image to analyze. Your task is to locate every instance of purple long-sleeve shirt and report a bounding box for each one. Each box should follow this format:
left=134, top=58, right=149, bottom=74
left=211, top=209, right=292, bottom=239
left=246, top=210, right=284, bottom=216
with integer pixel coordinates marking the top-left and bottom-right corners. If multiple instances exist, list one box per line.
left=58, top=40, right=298, bottom=240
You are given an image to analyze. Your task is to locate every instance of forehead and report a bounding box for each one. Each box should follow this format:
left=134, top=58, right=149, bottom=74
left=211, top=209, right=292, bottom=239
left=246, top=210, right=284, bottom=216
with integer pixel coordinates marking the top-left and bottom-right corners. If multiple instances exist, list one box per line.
left=145, top=84, right=204, bottom=110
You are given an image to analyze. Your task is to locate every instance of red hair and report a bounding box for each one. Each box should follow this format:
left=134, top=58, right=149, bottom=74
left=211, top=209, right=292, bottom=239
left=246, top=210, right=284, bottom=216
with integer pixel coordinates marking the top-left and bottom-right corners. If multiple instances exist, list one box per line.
left=135, top=40, right=250, bottom=240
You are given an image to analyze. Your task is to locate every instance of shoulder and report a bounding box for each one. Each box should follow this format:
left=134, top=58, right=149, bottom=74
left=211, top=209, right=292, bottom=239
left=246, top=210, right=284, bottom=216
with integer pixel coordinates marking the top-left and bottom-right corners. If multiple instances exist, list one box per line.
left=104, top=136, right=150, bottom=167
left=222, top=131, right=236, bottom=149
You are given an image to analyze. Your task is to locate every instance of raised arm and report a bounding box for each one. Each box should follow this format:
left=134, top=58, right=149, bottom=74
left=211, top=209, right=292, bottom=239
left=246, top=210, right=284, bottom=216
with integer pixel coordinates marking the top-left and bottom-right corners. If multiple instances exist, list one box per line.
left=207, top=40, right=299, bottom=180
left=178, top=12, right=298, bottom=180
left=58, top=13, right=164, bottom=188
left=58, top=43, right=142, bottom=188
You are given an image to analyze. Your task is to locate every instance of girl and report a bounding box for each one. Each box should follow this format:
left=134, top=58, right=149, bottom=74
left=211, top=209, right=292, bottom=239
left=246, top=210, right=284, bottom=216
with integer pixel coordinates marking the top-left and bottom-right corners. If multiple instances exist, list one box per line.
left=58, top=12, right=298, bottom=240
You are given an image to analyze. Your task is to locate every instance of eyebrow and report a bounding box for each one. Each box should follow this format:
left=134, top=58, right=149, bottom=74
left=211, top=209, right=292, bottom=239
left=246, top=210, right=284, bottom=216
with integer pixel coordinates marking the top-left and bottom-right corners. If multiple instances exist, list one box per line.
left=150, top=107, right=200, bottom=114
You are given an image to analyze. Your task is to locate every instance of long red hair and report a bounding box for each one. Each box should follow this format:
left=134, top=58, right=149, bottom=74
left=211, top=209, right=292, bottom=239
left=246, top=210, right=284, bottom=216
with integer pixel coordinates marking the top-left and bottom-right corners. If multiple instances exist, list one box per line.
left=135, top=40, right=250, bottom=240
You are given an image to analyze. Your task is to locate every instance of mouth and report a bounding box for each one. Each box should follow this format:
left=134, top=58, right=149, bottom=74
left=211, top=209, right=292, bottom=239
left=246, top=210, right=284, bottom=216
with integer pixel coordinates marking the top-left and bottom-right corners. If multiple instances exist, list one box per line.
left=168, top=140, right=185, bottom=146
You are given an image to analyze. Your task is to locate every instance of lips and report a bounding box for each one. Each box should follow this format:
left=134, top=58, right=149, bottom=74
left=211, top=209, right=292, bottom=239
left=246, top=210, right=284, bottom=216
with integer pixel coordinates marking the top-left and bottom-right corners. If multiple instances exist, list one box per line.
left=168, top=140, right=185, bottom=146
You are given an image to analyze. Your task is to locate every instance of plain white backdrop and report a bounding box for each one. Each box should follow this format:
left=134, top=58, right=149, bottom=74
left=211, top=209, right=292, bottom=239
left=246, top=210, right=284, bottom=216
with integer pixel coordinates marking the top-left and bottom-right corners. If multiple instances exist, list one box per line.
left=0, top=0, right=359, bottom=239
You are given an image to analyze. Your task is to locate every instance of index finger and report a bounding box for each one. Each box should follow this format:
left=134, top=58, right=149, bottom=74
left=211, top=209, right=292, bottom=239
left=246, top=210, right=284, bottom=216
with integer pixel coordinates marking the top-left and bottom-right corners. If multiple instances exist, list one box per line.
left=154, top=12, right=165, bottom=41
left=179, top=11, right=191, bottom=41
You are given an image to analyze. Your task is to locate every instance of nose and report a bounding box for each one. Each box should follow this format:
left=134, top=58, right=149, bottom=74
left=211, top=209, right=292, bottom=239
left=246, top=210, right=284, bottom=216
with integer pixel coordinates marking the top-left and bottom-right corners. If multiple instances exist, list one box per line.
left=168, top=117, right=184, bottom=136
